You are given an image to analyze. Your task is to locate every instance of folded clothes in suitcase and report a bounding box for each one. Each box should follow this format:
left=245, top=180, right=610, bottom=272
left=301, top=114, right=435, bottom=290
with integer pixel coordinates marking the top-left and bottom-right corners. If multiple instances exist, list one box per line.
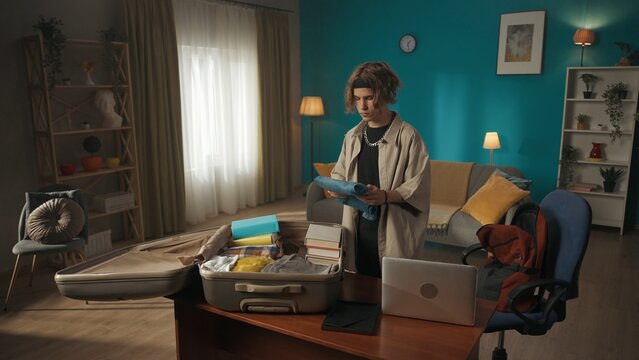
left=55, top=221, right=343, bottom=313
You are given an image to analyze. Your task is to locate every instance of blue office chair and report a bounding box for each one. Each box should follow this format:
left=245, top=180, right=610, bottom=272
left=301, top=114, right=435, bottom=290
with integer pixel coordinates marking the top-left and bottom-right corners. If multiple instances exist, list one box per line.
left=4, top=184, right=88, bottom=311
left=463, top=190, right=591, bottom=360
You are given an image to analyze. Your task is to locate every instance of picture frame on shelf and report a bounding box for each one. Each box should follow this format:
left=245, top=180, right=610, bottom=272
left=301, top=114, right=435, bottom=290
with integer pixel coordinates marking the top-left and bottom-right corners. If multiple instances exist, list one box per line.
left=496, top=10, right=546, bottom=75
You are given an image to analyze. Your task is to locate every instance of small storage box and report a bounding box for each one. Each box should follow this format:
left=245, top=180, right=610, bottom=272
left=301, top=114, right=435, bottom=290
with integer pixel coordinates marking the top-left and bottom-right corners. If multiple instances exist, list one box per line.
left=86, top=229, right=113, bottom=257
left=93, top=191, right=134, bottom=212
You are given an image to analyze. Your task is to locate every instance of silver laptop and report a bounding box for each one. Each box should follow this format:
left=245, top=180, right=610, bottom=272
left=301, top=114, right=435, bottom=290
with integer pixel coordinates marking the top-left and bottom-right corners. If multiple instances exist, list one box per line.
left=382, top=257, right=477, bottom=326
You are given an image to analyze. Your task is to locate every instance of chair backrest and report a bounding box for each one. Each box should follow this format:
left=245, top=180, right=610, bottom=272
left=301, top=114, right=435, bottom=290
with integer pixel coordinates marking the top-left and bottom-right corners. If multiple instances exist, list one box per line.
left=539, top=190, right=591, bottom=300
left=18, top=184, right=89, bottom=241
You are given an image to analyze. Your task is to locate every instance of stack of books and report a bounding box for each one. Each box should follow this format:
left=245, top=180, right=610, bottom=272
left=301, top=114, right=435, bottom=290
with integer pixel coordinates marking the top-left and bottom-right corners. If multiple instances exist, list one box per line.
left=568, top=183, right=599, bottom=192
left=305, top=224, right=342, bottom=266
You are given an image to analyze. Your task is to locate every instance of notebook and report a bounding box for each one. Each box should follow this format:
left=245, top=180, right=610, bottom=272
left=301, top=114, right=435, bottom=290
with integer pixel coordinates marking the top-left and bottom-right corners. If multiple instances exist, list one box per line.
left=381, top=257, right=477, bottom=326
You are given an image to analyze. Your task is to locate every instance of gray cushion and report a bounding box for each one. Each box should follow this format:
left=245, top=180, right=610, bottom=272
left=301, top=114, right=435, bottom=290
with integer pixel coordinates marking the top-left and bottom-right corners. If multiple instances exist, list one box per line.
left=26, top=198, right=85, bottom=244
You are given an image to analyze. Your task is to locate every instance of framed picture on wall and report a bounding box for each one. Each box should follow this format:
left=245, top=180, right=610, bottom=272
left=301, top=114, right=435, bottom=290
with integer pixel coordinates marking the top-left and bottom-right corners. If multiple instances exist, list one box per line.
left=496, top=10, right=546, bottom=75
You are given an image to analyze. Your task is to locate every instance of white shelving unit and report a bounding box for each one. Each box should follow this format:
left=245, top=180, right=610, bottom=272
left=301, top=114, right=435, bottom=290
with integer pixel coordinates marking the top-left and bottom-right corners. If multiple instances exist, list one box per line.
left=557, top=66, right=639, bottom=235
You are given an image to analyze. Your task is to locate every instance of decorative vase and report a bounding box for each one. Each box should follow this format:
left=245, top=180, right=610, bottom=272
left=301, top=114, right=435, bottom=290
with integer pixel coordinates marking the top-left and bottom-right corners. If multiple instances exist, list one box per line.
left=577, top=122, right=588, bottom=130
left=603, top=181, right=616, bottom=193
left=85, top=72, right=95, bottom=86
left=583, top=91, right=593, bottom=99
left=81, top=156, right=102, bottom=172
left=106, top=157, right=120, bottom=169
left=589, top=142, right=604, bottom=159
left=59, top=163, right=76, bottom=176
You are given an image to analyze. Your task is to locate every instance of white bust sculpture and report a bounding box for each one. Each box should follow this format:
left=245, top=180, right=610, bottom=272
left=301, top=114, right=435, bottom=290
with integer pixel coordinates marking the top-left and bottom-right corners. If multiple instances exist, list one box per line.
left=95, top=90, right=123, bottom=128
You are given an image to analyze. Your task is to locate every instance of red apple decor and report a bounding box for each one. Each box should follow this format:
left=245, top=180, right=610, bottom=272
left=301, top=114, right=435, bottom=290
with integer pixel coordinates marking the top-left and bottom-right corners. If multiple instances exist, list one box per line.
left=81, top=136, right=102, bottom=172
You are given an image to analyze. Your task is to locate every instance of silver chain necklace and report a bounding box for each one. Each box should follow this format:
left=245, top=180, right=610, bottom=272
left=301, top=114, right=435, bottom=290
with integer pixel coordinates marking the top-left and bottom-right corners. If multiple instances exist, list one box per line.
left=363, top=122, right=392, bottom=147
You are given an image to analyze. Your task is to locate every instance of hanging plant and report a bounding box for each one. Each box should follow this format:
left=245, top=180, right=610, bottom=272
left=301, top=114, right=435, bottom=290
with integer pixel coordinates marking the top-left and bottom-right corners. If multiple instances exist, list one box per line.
left=99, top=27, right=127, bottom=109
left=32, top=16, right=67, bottom=89
left=559, top=145, right=578, bottom=189
left=601, top=82, right=628, bottom=143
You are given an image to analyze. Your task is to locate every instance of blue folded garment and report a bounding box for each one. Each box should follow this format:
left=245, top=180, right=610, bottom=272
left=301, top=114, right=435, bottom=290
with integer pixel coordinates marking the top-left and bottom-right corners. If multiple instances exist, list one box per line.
left=231, top=214, right=280, bottom=239
left=313, top=176, right=377, bottom=221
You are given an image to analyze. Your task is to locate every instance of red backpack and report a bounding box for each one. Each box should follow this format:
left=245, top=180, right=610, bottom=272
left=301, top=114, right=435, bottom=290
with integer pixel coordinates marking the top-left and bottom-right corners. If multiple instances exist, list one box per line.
left=475, top=203, right=548, bottom=312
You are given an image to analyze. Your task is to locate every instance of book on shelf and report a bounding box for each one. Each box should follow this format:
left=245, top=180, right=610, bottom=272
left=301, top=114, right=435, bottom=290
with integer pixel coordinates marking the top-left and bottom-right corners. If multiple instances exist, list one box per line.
left=305, top=238, right=340, bottom=249
left=568, top=184, right=600, bottom=192
left=306, top=246, right=340, bottom=259
left=306, top=255, right=339, bottom=266
left=305, top=224, right=341, bottom=244
left=573, top=183, right=599, bottom=190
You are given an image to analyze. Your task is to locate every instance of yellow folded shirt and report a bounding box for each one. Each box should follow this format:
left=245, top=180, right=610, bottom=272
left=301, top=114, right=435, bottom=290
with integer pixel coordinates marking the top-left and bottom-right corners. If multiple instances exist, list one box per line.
left=232, top=256, right=274, bottom=272
left=230, top=233, right=275, bottom=247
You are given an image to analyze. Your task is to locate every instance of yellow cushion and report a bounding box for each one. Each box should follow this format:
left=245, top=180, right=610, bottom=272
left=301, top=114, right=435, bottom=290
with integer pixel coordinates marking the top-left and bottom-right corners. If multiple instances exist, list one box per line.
left=313, top=162, right=336, bottom=198
left=461, top=172, right=530, bottom=225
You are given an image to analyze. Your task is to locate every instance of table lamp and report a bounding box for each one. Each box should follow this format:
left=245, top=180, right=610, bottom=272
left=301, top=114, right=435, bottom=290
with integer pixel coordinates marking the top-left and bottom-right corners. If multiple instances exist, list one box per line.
left=483, top=132, right=501, bottom=165
left=573, top=29, right=595, bottom=67
left=299, top=96, right=325, bottom=181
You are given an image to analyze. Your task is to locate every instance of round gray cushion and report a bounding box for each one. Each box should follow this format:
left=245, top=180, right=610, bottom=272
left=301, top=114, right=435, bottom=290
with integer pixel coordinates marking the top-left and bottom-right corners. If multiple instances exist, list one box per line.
left=26, top=198, right=85, bottom=244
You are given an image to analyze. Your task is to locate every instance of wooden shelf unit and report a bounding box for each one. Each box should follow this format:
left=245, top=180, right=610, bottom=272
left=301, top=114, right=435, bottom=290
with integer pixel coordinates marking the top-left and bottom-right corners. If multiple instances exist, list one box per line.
left=23, top=34, right=144, bottom=244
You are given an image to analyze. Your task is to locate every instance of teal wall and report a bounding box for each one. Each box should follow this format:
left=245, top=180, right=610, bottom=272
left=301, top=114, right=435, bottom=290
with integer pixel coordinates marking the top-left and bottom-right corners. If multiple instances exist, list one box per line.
left=300, top=0, right=639, bottom=224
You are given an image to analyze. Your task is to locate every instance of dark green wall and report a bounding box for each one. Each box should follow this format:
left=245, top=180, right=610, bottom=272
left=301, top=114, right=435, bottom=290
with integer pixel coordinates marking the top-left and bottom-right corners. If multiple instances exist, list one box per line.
left=300, top=0, right=639, bottom=224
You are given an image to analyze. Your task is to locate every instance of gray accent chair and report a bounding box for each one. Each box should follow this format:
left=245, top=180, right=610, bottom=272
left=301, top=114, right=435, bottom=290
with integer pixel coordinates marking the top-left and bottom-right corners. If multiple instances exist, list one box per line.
left=4, top=184, right=88, bottom=311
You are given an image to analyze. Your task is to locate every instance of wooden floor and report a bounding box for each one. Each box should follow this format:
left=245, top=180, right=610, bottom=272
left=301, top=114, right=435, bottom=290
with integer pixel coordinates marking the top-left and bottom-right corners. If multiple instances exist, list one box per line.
left=1, top=188, right=638, bottom=360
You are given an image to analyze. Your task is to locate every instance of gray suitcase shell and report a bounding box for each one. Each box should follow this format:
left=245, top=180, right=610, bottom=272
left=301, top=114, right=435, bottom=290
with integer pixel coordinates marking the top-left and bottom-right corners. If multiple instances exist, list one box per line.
left=55, top=228, right=216, bottom=301
left=200, top=221, right=343, bottom=313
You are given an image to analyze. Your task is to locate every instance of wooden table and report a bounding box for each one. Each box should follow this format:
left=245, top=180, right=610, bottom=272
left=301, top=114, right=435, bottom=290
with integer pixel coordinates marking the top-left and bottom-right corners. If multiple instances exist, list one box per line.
left=170, top=272, right=495, bottom=360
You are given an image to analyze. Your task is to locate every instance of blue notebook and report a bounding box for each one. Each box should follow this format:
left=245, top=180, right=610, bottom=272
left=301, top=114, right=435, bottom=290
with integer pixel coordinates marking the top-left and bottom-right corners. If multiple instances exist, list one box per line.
left=231, top=214, right=279, bottom=239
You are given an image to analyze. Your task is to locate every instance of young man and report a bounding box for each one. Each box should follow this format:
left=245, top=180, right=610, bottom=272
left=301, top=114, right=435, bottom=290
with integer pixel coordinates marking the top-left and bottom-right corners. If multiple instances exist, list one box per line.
left=329, top=61, right=431, bottom=277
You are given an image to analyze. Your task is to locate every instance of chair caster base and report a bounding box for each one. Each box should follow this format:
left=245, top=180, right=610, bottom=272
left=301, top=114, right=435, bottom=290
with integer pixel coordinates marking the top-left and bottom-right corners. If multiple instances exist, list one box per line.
left=492, top=347, right=507, bottom=360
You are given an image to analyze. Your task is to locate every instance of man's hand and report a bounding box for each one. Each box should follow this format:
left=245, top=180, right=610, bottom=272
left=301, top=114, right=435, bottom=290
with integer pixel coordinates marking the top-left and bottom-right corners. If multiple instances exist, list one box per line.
left=357, top=184, right=386, bottom=206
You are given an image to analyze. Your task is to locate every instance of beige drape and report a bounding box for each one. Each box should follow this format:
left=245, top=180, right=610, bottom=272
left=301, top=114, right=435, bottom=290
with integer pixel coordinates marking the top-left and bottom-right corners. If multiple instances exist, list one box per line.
left=124, top=0, right=186, bottom=238
left=256, top=10, right=291, bottom=203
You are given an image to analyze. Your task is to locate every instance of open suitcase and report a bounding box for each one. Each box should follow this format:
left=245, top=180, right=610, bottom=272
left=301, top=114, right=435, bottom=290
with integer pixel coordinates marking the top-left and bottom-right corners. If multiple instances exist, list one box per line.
left=55, top=221, right=343, bottom=313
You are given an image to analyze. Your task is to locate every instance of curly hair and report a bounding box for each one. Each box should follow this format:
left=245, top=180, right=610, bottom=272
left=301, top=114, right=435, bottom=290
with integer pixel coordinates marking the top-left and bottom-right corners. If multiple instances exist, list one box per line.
left=344, top=62, right=401, bottom=113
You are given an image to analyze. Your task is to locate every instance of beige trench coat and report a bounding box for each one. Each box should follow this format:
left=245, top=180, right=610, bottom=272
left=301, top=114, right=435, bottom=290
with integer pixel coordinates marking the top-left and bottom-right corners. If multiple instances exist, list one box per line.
left=331, top=115, right=431, bottom=272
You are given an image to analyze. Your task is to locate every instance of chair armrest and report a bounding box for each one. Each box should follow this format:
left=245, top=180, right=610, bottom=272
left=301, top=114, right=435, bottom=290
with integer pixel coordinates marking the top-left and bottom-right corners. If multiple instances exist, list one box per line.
left=306, top=182, right=327, bottom=220
left=507, top=278, right=571, bottom=335
left=460, top=243, right=485, bottom=265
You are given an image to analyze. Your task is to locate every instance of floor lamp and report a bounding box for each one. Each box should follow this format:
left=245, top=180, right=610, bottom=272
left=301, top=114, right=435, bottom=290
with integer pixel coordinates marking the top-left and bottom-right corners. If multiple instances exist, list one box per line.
left=483, top=132, right=501, bottom=166
left=573, top=29, right=595, bottom=67
left=299, top=96, right=325, bottom=182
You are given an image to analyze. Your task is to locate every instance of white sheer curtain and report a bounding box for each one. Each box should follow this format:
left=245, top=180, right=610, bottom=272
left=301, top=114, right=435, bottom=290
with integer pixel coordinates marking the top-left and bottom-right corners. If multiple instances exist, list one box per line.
left=173, top=0, right=259, bottom=224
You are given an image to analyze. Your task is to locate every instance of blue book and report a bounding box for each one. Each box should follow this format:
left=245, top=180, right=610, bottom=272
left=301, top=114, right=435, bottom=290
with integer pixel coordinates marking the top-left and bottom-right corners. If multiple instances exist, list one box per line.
left=231, top=214, right=279, bottom=239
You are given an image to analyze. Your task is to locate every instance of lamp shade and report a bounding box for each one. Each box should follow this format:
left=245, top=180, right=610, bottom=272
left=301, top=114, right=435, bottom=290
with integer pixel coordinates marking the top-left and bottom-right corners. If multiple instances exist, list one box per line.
left=573, top=29, right=595, bottom=46
left=483, top=132, right=501, bottom=150
left=299, top=96, right=325, bottom=116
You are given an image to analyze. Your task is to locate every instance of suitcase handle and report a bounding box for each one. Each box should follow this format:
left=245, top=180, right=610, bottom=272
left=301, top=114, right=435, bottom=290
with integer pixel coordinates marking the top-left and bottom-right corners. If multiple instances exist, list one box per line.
left=234, top=283, right=302, bottom=294
left=240, top=298, right=298, bottom=313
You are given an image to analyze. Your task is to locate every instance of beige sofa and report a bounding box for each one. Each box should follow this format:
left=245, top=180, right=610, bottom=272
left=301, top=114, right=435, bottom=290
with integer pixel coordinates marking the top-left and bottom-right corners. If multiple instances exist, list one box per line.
left=305, top=161, right=528, bottom=247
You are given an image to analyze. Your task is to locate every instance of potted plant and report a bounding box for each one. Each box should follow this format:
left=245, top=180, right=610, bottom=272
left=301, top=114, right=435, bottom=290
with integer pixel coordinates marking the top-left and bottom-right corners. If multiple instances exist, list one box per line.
left=32, top=16, right=66, bottom=89
left=599, top=166, right=625, bottom=193
left=575, top=113, right=590, bottom=130
left=614, top=42, right=639, bottom=66
left=559, top=145, right=578, bottom=189
left=81, top=135, right=102, bottom=172
left=579, top=73, right=599, bottom=98
left=602, top=81, right=629, bottom=143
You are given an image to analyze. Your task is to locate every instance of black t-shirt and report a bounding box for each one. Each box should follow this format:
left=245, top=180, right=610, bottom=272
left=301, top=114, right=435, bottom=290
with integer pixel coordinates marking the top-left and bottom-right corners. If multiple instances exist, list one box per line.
left=356, top=120, right=392, bottom=278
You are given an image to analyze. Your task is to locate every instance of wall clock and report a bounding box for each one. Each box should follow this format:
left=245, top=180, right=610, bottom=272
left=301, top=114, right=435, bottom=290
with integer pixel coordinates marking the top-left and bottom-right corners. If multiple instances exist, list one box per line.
left=399, top=34, right=416, bottom=53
